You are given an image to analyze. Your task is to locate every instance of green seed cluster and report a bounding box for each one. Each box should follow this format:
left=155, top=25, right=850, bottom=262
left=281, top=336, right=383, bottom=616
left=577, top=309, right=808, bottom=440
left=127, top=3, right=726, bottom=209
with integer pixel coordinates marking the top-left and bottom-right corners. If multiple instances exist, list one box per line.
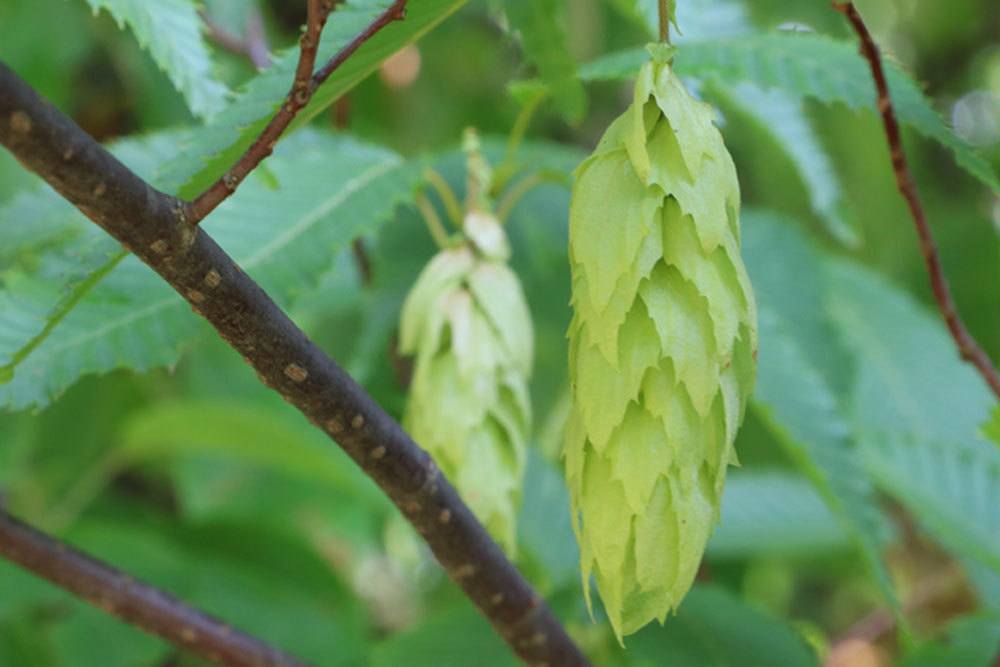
left=400, top=211, right=533, bottom=555
left=565, top=51, right=758, bottom=638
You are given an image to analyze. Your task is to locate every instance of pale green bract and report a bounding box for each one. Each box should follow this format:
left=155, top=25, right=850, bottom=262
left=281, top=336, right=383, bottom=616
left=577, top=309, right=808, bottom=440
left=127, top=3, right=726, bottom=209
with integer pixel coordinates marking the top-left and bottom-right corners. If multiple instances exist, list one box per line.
left=565, top=48, right=758, bottom=639
left=400, top=212, right=533, bottom=554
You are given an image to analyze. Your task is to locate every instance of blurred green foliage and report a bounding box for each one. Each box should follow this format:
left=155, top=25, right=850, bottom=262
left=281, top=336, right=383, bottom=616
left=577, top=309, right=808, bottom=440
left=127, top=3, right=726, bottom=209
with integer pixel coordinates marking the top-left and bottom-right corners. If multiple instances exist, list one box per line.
left=0, top=0, right=999, bottom=665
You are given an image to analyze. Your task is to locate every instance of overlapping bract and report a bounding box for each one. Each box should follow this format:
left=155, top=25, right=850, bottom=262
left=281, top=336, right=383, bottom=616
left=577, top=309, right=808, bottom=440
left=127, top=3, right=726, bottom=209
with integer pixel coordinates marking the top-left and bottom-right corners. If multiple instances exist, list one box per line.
left=400, top=212, right=533, bottom=554
left=565, top=52, right=758, bottom=638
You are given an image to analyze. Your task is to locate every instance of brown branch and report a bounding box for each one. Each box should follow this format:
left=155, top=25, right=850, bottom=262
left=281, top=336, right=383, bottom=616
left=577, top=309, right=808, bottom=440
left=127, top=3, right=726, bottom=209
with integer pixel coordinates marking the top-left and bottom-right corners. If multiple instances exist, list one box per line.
left=201, top=9, right=272, bottom=70
left=187, top=0, right=408, bottom=224
left=0, top=510, right=309, bottom=667
left=0, top=62, right=590, bottom=667
left=833, top=1, right=1000, bottom=401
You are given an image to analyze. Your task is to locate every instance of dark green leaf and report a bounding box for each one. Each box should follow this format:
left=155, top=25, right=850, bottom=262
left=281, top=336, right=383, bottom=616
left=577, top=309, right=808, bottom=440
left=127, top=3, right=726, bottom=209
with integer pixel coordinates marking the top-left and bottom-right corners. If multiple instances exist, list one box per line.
left=371, top=605, right=518, bottom=667
left=625, top=585, right=819, bottom=667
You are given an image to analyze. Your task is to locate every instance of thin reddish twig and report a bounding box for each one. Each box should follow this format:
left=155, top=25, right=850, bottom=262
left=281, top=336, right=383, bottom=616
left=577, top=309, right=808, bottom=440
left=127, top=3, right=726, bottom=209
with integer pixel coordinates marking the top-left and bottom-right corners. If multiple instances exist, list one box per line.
left=187, top=0, right=407, bottom=224
left=833, top=1, right=1000, bottom=401
left=0, top=510, right=310, bottom=667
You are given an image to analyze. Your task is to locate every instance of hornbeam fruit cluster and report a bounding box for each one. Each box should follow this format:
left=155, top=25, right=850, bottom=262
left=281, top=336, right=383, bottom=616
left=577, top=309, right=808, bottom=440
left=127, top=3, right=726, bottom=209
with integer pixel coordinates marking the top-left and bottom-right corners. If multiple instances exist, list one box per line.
left=400, top=143, right=533, bottom=555
left=564, top=46, right=758, bottom=638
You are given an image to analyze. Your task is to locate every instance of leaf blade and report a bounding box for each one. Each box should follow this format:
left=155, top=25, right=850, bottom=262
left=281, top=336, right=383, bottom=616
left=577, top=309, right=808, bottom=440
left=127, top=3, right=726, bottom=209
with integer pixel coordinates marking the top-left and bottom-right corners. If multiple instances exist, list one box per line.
left=83, top=0, right=229, bottom=118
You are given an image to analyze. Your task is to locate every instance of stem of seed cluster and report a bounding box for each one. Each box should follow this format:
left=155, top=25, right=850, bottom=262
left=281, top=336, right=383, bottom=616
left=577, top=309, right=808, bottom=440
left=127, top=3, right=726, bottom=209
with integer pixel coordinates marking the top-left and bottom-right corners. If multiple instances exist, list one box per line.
left=415, top=193, right=452, bottom=248
left=659, top=0, right=671, bottom=43
left=423, top=168, right=464, bottom=228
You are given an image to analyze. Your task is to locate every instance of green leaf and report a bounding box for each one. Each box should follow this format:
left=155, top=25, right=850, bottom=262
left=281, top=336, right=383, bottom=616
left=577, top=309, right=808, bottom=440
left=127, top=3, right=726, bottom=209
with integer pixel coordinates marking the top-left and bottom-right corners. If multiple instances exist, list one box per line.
left=0, top=131, right=419, bottom=410
left=824, top=260, right=995, bottom=442
left=160, top=0, right=468, bottom=197
left=63, top=513, right=370, bottom=666
left=0, top=131, right=191, bottom=394
left=83, top=0, right=230, bottom=118
left=743, top=211, right=900, bottom=615
left=371, top=605, right=518, bottom=667
left=579, top=33, right=1000, bottom=193
left=625, top=585, right=819, bottom=666
left=982, top=405, right=1000, bottom=445
left=517, top=449, right=579, bottom=588
left=708, top=470, right=851, bottom=560
left=502, top=0, right=586, bottom=123
left=118, top=399, right=385, bottom=508
left=0, top=618, right=59, bottom=667
left=862, top=433, right=1000, bottom=575
left=711, top=83, right=860, bottom=246
left=901, top=612, right=1000, bottom=667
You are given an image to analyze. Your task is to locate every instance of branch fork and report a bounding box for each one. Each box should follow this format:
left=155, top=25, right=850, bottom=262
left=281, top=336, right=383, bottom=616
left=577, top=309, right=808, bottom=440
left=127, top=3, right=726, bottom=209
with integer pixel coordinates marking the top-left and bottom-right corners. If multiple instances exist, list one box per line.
left=186, top=0, right=408, bottom=224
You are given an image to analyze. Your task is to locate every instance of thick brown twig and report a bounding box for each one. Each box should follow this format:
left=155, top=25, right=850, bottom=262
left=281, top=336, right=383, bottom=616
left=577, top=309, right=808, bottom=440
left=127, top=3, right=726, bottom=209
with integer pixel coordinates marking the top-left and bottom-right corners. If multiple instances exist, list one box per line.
left=0, top=61, right=590, bottom=667
left=0, top=510, right=309, bottom=667
left=833, top=1, right=1000, bottom=401
left=187, top=0, right=408, bottom=224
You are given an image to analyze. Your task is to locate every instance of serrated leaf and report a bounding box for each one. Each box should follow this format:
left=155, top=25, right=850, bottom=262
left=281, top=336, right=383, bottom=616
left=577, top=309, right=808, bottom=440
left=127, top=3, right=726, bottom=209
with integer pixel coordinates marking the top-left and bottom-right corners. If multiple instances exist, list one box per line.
left=709, top=470, right=851, bottom=560
left=712, top=82, right=860, bottom=246
left=0, top=131, right=191, bottom=388
left=862, top=433, right=1000, bottom=575
left=0, top=131, right=419, bottom=410
left=160, top=0, right=467, bottom=198
left=83, top=0, right=230, bottom=118
left=579, top=33, right=1000, bottom=193
left=743, top=211, right=900, bottom=616
left=824, top=259, right=995, bottom=441
left=502, top=0, right=585, bottom=123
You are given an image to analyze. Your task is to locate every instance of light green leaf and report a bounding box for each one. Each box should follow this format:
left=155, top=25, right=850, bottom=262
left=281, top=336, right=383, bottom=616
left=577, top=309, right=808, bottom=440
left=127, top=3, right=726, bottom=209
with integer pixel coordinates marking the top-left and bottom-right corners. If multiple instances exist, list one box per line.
left=161, top=0, right=467, bottom=198
left=83, top=0, right=230, bottom=118
left=743, top=211, right=899, bottom=615
left=0, top=131, right=419, bottom=410
left=824, top=260, right=995, bottom=442
left=579, top=33, right=1000, bottom=193
left=713, top=82, right=860, bottom=246
left=709, top=470, right=851, bottom=560
left=0, top=131, right=192, bottom=392
left=502, top=0, right=585, bottom=123
left=862, top=433, right=1000, bottom=575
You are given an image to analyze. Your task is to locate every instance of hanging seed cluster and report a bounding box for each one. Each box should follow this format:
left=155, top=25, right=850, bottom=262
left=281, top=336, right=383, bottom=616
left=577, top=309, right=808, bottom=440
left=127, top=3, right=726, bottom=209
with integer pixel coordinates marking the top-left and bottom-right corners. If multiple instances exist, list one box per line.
left=565, top=51, right=758, bottom=638
left=400, top=154, right=533, bottom=555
